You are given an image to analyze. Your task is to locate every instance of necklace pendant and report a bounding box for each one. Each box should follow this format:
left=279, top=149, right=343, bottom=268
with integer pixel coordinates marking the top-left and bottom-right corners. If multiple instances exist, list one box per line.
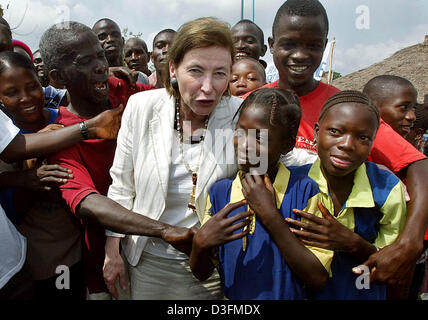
left=188, top=182, right=197, bottom=210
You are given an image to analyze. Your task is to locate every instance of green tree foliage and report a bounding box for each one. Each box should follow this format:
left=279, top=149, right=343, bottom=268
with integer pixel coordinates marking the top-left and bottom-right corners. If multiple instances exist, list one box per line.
left=333, top=71, right=342, bottom=80
left=122, top=27, right=142, bottom=40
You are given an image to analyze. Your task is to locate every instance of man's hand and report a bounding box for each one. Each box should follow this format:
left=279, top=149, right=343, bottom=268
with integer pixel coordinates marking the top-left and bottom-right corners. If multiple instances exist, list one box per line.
left=353, top=238, right=422, bottom=286
left=86, top=104, right=124, bottom=139
left=162, top=226, right=199, bottom=257
left=109, top=66, right=138, bottom=89
left=22, top=163, right=73, bottom=191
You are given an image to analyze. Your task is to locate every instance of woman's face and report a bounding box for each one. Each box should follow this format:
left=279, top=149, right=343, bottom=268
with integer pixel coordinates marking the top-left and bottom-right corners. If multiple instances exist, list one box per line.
left=170, top=46, right=232, bottom=116
left=0, top=66, right=44, bottom=126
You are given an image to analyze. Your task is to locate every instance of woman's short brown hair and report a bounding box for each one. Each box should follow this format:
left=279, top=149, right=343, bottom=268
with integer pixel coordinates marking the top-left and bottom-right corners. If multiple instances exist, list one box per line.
left=164, top=17, right=236, bottom=99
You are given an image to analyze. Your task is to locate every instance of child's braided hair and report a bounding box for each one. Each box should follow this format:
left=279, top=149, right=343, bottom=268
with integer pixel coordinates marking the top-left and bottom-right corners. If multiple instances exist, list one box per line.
left=233, top=87, right=302, bottom=147
left=318, top=90, right=380, bottom=130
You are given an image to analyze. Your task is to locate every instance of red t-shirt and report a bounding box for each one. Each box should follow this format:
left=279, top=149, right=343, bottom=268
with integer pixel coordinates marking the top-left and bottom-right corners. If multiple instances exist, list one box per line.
left=369, top=120, right=427, bottom=174
left=48, top=77, right=152, bottom=293
left=108, top=76, right=153, bottom=107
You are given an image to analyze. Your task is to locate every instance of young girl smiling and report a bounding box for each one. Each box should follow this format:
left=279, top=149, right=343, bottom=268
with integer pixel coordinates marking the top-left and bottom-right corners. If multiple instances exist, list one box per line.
left=0, top=51, right=84, bottom=299
left=286, top=91, right=407, bottom=299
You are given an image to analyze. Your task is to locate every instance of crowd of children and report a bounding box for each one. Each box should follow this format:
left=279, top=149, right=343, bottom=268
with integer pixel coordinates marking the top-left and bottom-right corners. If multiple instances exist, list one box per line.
left=0, top=0, right=427, bottom=301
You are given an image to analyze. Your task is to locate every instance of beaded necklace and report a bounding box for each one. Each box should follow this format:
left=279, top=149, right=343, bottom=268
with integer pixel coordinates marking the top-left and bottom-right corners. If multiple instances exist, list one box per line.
left=175, top=99, right=209, bottom=212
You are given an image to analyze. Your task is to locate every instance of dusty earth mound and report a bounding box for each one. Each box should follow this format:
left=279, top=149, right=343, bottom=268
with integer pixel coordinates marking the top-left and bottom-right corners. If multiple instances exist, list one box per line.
left=333, top=37, right=428, bottom=102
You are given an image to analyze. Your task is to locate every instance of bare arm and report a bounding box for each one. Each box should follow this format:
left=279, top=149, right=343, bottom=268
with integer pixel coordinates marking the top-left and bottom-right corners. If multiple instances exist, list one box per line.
left=0, top=106, right=124, bottom=163
left=360, top=159, right=428, bottom=285
left=401, top=159, right=428, bottom=251
left=77, top=193, right=190, bottom=239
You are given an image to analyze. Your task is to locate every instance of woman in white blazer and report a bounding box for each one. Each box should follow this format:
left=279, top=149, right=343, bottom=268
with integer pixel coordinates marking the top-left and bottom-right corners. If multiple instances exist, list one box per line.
left=103, top=18, right=243, bottom=299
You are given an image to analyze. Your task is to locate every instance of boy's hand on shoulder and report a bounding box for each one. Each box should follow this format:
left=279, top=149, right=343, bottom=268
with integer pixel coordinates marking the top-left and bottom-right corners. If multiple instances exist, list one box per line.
left=355, top=238, right=422, bottom=286
left=241, top=174, right=277, bottom=221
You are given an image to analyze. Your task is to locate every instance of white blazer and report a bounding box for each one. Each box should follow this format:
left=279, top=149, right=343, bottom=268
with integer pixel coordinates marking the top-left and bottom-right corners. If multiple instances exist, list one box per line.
left=106, top=89, right=242, bottom=266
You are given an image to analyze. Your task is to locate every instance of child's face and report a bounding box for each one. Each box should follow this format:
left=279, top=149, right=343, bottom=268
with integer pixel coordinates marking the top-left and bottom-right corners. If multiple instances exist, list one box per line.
left=234, top=105, right=288, bottom=175
left=378, top=84, right=417, bottom=137
left=315, top=103, right=378, bottom=178
left=0, top=66, right=44, bottom=125
left=230, top=60, right=265, bottom=97
left=268, top=14, right=327, bottom=95
left=231, top=23, right=266, bottom=61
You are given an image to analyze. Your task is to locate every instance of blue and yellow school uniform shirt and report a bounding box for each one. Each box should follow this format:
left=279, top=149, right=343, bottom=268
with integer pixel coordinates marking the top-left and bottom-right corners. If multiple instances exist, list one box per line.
left=204, top=162, right=328, bottom=300
left=292, top=158, right=407, bottom=300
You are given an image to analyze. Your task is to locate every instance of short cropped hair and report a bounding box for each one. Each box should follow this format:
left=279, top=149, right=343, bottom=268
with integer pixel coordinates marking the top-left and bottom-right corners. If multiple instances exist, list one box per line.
left=153, top=28, right=176, bottom=47
left=272, top=0, right=329, bottom=38
left=165, top=17, right=235, bottom=99
left=363, top=75, right=416, bottom=105
left=39, top=21, right=93, bottom=72
left=233, top=19, right=265, bottom=45
left=126, top=37, right=149, bottom=54
left=92, top=18, right=121, bottom=31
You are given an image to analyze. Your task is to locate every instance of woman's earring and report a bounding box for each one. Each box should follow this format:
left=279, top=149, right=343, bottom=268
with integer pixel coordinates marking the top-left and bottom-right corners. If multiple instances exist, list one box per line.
left=170, top=77, right=178, bottom=89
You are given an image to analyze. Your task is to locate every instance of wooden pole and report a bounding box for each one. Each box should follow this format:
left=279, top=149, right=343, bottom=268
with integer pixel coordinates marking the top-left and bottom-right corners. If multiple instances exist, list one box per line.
left=327, top=37, right=336, bottom=84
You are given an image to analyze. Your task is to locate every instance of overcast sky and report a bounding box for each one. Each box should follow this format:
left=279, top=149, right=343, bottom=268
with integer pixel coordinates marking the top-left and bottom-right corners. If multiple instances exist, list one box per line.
left=2, top=0, right=427, bottom=75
